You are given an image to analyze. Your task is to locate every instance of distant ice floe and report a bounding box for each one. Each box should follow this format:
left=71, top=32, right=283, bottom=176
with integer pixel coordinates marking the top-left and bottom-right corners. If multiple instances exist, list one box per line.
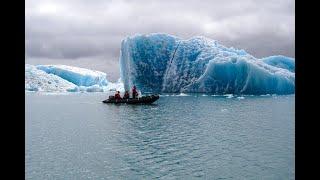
left=224, top=94, right=234, bottom=98
left=25, top=64, right=124, bottom=92
left=175, top=93, right=189, bottom=96
left=25, top=64, right=78, bottom=92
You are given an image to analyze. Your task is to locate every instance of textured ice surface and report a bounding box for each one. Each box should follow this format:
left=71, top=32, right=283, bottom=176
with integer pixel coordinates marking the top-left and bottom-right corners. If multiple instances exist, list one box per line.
left=25, top=64, right=123, bottom=92
left=25, top=64, right=78, bottom=92
left=120, top=33, right=295, bottom=94
left=37, top=65, right=108, bottom=86
left=261, top=55, right=295, bottom=72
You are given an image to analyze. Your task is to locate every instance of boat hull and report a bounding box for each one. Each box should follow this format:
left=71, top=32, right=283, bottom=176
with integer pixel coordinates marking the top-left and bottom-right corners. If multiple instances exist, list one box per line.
left=103, top=95, right=159, bottom=104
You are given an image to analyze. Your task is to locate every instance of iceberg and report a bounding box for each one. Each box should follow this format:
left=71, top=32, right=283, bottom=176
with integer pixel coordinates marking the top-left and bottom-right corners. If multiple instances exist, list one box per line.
left=37, top=65, right=108, bottom=86
left=25, top=64, right=78, bottom=92
left=261, top=55, right=295, bottom=72
left=25, top=64, right=123, bottom=92
left=120, top=33, right=295, bottom=94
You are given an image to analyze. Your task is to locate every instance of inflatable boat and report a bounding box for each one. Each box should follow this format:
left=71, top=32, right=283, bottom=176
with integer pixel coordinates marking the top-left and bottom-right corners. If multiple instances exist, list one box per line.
left=103, top=94, right=159, bottom=104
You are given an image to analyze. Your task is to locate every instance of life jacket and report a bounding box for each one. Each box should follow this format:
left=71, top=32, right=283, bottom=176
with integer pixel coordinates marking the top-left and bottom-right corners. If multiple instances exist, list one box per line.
left=115, top=93, right=121, bottom=99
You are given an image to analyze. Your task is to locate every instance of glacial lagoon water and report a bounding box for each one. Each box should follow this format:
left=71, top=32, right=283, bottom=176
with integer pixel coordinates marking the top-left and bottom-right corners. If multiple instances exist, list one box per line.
left=26, top=92, right=294, bottom=179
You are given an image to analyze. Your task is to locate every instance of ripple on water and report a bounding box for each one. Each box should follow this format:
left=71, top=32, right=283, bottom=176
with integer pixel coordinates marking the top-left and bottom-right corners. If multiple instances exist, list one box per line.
left=26, top=93, right=295, bottom=179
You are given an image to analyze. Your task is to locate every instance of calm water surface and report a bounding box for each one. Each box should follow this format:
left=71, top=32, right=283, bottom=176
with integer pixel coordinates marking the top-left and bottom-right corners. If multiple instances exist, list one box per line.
left=26, top=93, right=295, bottom=179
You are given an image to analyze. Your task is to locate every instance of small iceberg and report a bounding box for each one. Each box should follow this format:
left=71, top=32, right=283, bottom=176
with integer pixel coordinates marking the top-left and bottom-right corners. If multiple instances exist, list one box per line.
left=224, top=94, right=234, bottom=98
left=25, top=64, right=124, bottom=92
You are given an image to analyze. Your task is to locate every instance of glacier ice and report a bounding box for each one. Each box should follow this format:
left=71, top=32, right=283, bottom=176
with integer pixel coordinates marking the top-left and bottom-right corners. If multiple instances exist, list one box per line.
left=37, top=65, right=108, bottom=86
left=261, top=55, right=295, bottom=72
left=120, top=33, right=295, bottom=94
left=25, top=64, right=78, bottom=92
left=25, top=64, right=123, bottom=92
left=25, top=33, right=295, bottom=95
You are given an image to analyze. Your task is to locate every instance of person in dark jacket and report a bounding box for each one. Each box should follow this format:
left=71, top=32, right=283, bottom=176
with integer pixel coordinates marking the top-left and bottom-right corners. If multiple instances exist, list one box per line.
left=123, top=91, right=130, bottom=99
left=132, top=85, right=138, bottom=98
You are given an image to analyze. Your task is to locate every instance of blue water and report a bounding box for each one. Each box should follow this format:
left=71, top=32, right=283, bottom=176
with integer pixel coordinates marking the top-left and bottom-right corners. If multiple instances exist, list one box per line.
left=26, top=93, right=295, bottom=179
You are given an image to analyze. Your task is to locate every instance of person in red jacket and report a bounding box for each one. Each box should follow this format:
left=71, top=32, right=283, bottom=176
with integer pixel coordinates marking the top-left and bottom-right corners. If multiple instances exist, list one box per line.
left=115, top=91, right=122, bottom=100
left=132, top=85, right=138, bottom=99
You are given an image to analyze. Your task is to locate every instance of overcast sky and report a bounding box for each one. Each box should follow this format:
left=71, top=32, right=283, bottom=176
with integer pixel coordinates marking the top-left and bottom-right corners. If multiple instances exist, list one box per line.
left=26, top=0, right=295, bottom=81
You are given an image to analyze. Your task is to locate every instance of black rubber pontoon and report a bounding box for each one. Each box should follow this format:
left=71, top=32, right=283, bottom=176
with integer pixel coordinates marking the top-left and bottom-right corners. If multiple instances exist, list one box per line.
left=103, top=94, right=159, bottom=104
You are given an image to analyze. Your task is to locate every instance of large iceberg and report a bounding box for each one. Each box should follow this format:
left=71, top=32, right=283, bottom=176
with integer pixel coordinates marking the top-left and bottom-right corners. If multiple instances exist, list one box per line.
left=120, top=33, right=295, bottom=94
left=25, top=64, right=124, bottom=92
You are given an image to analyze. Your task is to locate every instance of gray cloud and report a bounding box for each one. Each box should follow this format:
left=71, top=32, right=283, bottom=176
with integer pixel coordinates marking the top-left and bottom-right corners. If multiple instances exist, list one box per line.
left=26, top=0, right=294, bottom=80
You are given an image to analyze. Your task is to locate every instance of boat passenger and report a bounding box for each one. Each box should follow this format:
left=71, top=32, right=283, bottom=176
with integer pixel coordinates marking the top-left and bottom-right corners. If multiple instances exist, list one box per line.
left=115, top=91, right=122, bottom=100
left=132, top=85, right=138, bottom=99
left=123, top=91, right=130, bottom=99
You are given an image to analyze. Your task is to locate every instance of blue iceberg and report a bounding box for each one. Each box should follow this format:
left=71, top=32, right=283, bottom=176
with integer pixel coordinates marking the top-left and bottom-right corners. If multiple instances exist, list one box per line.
left=25, top=64, right=78, bottom=92
left=25, top=64, right=123, bottom=92
left=261, top=55, right=295, bottom=72
left=37, top=65, right=108, bottom=87
left=120, top=33, right=295, bottom=94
